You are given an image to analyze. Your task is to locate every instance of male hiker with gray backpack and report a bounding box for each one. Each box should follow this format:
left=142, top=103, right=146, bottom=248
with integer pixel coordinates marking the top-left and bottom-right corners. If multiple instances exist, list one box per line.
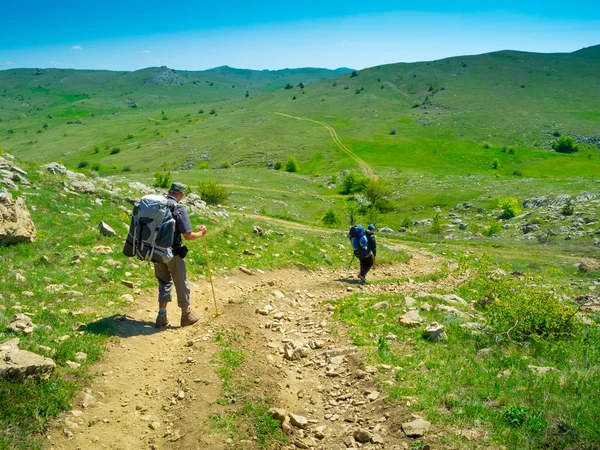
left=348, top=224, right=377, bottom=283
left=123, top=182, right=207, bottom=328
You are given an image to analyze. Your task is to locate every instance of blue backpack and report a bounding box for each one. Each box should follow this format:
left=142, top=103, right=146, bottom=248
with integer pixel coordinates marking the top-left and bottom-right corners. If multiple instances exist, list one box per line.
left=348, top=225, right=371, bottom=258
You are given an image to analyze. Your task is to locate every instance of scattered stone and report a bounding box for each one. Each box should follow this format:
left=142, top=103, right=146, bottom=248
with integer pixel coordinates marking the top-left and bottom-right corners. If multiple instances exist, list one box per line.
left=579, top=258, right=600, bottom=272
left=370, top=301, right=391, bottom=310
left=268, top=408, right=288, bottom=424
left=402, top=418, right=431, bottom=437
left=398, top=309, right=423, bottom=327
left=149, top=421, right=161, bottom=430
left=379, top=227, right=395, bottom=234
left=75, top=352, right=87, bottom=361
left=0, top=338, right=56, bottom=380
left=257, top=305, right=273, bottom=316
left=272, top=290, right=286, bottom=299
left=70, top=180, right=96, bottom=194
left=366, top=390, right=380, bottom=401
left=66, top=361, right=81, bottom=369
left=239, top=266, right=254, bottom=275
left=528, top=365, right=558, bottom=376
left=353, top=428, right=373, bottom=443
left=0, top=193, right=36, bottom=245
left=425, top=322, right=447, bottom=341
left=289, top=413, right=308, bottom=429
left=98, top=221, right=116, bottom=237
left=91, top=245, right=112, bottom=254
left=253, top=225, right=264, bottom=236
left=43, top=162, right=68, bottom=175
left=497, top=369, right=511, bottom=378
left=120, top=294, right=134, bottom=303
left=121, top=280, right=135, bottom=289
left=7, top=314, right=36, bottom=335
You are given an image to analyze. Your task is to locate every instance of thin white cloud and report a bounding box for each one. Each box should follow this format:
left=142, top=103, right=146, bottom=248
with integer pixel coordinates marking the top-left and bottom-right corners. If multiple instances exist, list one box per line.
left=141, top=50, right=151, bottom=54
left=5, top=60, right=14, bottom=65
left=71, top=45, right=83, bottom=51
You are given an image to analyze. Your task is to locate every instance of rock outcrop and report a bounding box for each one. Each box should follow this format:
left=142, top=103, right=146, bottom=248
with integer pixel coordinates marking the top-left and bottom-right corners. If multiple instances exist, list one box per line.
left=0, top=338, right=56, bottom=380
left=0, top=192, right=36, bottom=245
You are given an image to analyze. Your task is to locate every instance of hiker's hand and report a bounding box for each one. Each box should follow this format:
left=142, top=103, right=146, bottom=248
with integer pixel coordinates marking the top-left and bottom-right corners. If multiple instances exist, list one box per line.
left=198, top=225, right=207, bottom=237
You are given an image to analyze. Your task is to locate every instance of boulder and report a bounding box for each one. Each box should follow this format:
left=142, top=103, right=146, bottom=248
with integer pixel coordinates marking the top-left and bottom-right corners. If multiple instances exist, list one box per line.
left=402, top=418, right=431, bottom=437
left=7, top=314, right=36, bottom=335
left=98, top=221, right=116, bottom=237
left=0, top=193, right=36, bottom=245
left=43, top=162, right=68, bottom=175
left=578, top=258, right=600, bottom=272
left=183, top=193, right=207, bottom=211
left=398, top=309, right=423, bottom=327
left=379, top=227, right=395, bottom=234
left=353, top=428, right=373, bottom=443
left=424, top=322, right=447, bottom=341
left=69, top=180, right=96, bottom=194
left=0, top=338, right=56, bottom=380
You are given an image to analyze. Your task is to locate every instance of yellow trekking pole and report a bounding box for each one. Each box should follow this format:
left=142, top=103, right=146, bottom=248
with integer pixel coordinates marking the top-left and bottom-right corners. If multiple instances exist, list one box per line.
left=203, top=235, right=220, bottom=317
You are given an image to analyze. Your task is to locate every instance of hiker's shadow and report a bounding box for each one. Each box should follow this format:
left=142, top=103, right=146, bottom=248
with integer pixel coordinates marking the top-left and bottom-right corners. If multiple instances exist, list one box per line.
left=334, top=278, right=363, bottom=285
left=85, top=315, right=168, bottom=338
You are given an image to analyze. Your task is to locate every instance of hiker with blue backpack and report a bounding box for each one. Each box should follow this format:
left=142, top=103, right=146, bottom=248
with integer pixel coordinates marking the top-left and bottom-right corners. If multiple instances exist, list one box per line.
left=348, top=224, right=377, bottom=283
left=123, top=182, right=207, bottom=328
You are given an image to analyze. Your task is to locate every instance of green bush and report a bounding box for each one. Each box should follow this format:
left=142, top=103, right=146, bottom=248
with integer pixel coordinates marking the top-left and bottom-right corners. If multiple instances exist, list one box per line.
left=429, top=214, right=444, bottom=234
left=364, top=179, right=392, bottom=211
left=561, top=198, right=574, bottom=216
left=110, top=147, right=121, bottom=155
left=122, top=165, right=132, bottom=172
left=400, top=216, right=412, bottom=229
left=468, top=260, right=580, bottom=340
left=91, top=163, right=101, bottom=172
left=92, top=146, right=99, bottom=154
left=126, top=133, right=134, bottom=139
left=321, top=209, right=341, bottom=227
left=221, top=160, right=232, bottom=169
left=153, top=171, right=172, bottom=188
left=199, top=180, right=230, bottom=205
left=285, top=156, right=299, bottom=173
left=77, top=160, right=89, bottom=169
left=198, top=161, right=209, bottom=170
left=340, top=171, right=368, bottom=195
left=492, top=158, right=500, bottom=170
left=483, top=220, right=502, bottom=236
left=274, top=161, right=283, bottom=170
left=552, top=136, right=579, bottom=153
left=498, top=197, right=521, bottom=219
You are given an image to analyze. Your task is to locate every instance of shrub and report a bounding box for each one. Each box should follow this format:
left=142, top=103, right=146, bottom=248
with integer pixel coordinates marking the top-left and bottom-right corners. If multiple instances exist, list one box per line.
left=353, top=193, right=371, bottom=214
left=400, top=216, right=412, bottom=229
left=285, top=156, right=299, bottom=173
left=364, top=179, right=392, bottom=206
left=221, top=160, right=232, bottom=169
left=340, top=171, right=368, bottom=195
left=561, top=198, right=574, bottom=216
left=483, top=220, right=502, bottom=236
left=91, top=163, right=101, bottom=171
left=126, top=133, right=134, bottom=139
left=350, top=71, right=358, bottom=77
left=512, top=169, right=523, bottom=176
left=273, top=161, right=282, bottom=170
left=345, top=201, right=359, bottom=226
left=122, top=165, right=132, bottom=172
left=284, top=83, right=293, bottom=90
left=77, top=160, right=89, bottom=169
left=429, top=214, right=444, bottom=234
left=321, top=209, right=341, bottom=227
left=492, top=158, right=500, bottom=170
left=198, top=161, right=209, bottom=170
left=498, top=197, right=521, bottom=219
left=92, top=146, right=99, bottom=154
left=199, top=180, right=230, bottom=205
left=552, top=136, right=579, bottom=153
left=110, top=147, right=121, bottom=155
left=153, top=171, right=172, bottom=188
left=390, top=128, right=397, bottom=135
left=198, top=109, right=204, bottom=114
left=552, top=130, right=561, bottom=137
left=209, top=108, right=216, bottom=115
left=507, top=148, right=515, bottom=154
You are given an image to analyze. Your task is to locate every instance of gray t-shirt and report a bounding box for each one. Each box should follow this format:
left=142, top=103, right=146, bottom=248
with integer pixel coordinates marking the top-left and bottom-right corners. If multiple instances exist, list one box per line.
left=167, top=195, right=192, bottom=249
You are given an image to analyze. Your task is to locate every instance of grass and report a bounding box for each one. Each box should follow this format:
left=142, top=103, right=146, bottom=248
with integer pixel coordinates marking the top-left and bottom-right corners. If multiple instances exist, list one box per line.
left=330, top=256, right=600, bottom=449
left=210, top=331, right=287, bottom=448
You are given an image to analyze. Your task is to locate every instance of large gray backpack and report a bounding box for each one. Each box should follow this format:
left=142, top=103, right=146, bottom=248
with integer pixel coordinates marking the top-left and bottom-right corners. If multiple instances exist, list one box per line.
left=123, top=194, right=176, bottom=264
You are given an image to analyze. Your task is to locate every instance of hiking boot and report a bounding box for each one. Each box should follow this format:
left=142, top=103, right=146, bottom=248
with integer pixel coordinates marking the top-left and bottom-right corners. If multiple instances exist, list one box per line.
left=181, top=309, right=200, bottom=327
left=155, top=313, right=169, bottom=328
left=358, top=275, right=366, bottom=283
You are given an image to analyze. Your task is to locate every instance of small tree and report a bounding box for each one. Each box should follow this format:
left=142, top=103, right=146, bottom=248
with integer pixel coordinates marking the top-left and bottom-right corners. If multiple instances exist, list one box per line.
left=284, top=83, right=293, bottom=90
left=340, top=171, right=368, bottom=194
left=346, top=201, right=359, bottom=226
left=350, top=71, right=358, bottom=77
left=221, top=160, right=232, bottom=169
left=492, top=158, right=500, bottom=170
left=552, top=136, right=579, bottom=153
left=429, top=214, right=444, bottom=234
left=285, top=156, right=299, bottom=173
left=298, top=82, right=304, bottom=89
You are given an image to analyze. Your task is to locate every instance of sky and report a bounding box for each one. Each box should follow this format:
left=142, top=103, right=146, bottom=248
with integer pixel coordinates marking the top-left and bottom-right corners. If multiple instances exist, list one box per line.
left=1, top=0, right=599, bottom=71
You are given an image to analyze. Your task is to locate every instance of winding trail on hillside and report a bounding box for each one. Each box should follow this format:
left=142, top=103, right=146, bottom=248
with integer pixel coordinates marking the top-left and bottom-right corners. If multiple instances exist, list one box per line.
left=46, top=243, right=457, bottom=450
left=274, top=112, right=376, bottom=179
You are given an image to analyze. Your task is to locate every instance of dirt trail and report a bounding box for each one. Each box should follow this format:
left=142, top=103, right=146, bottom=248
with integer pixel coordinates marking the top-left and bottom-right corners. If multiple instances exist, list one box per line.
left=273, top=113, right=376, bottom=179
left=46, top=245, right=455, bottom=450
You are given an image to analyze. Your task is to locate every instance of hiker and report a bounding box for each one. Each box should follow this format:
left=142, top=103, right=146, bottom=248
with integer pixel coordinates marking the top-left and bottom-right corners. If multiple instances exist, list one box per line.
left=154, top=182, right=207, bottom=328
left=358, top=224, right=377, bottom=282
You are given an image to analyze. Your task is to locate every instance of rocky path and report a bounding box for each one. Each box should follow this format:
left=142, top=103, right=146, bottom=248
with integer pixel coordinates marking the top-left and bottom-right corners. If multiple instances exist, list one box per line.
left=46, top=245, right=453, bottom=449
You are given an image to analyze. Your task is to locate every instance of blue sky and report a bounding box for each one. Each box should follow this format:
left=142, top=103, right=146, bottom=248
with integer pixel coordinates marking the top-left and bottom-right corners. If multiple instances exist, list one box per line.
left=1, top=1, right=599, bottom=71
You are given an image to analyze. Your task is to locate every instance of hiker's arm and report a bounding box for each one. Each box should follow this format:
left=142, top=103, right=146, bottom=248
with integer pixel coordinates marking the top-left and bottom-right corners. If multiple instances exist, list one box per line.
left=183, top=225, right=206, bottom=241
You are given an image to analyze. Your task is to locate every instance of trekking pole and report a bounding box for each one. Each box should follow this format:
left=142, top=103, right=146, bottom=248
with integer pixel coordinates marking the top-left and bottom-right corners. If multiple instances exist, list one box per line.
left=347, top=255, right=355, bottom=269
left=202, top=235, right=220, bottom=318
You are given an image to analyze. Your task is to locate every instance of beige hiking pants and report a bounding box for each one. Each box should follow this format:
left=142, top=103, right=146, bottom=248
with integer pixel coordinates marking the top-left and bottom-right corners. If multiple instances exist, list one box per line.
left=154, top=256, right=190, bottom=308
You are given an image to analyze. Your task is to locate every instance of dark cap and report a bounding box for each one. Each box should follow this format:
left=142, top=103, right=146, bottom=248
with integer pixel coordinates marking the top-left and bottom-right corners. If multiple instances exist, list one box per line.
left=169, top=182, right=186, bottom=193
left=367, top=224, right=376, bottom=230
